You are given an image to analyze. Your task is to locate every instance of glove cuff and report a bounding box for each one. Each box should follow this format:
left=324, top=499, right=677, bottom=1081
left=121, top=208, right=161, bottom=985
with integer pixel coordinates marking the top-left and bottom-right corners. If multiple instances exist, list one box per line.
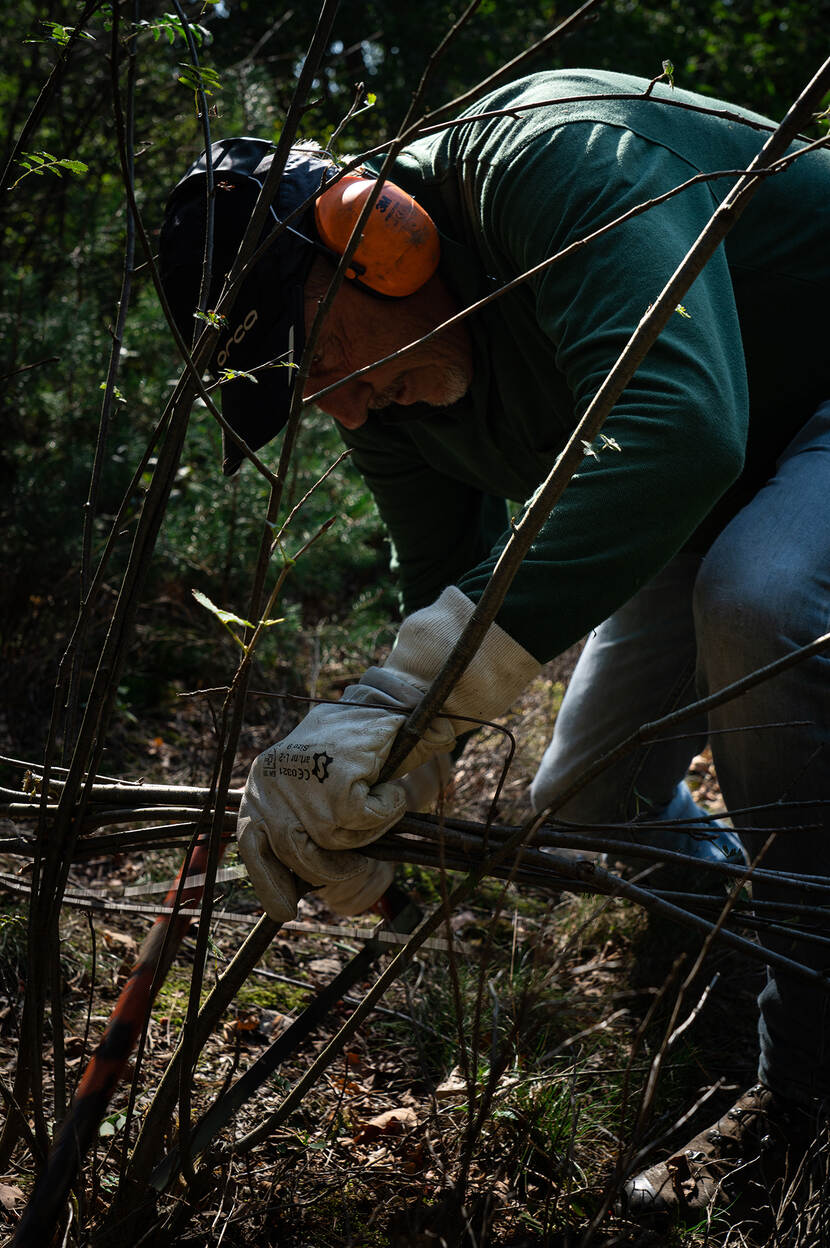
left=382, top=585, right=541, bottom=728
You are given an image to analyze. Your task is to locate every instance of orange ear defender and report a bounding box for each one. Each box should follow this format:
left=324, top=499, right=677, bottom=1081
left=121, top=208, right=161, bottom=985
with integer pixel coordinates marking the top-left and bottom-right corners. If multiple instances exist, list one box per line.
left=314, top=173, right=441, bottom=298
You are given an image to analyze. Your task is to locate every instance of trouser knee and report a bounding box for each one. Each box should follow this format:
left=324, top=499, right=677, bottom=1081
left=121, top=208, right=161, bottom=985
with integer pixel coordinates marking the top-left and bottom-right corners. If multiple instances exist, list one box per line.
left=694, top=517, right=825, bottom=696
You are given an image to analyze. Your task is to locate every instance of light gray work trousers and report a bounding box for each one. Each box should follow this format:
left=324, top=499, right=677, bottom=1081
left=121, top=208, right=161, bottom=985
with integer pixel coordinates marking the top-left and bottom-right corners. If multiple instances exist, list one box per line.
left=531, top=400, right=830, bottom=1105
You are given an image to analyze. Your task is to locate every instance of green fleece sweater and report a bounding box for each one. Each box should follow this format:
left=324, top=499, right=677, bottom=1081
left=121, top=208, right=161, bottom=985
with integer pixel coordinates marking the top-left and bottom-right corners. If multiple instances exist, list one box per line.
left=344, top=70, right=830, bottom=662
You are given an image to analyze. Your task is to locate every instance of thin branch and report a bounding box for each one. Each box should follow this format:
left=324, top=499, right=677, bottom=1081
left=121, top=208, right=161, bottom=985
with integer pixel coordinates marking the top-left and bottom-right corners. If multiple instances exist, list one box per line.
left=0, top=354, right=59, bottom=381
left=327, top=81, right=372, bottom=151
left=169, top=0, right=216, bottom=334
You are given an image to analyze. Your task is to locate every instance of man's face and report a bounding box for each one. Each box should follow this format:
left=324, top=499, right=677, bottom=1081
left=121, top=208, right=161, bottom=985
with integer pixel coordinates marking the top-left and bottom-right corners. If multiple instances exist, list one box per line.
left=302, top=271, right=472, bottom=429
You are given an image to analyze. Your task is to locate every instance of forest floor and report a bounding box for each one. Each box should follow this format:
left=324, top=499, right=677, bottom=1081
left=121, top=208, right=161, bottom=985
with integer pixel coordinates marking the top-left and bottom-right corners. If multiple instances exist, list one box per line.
left=0, top=649, right=794, bottom=1248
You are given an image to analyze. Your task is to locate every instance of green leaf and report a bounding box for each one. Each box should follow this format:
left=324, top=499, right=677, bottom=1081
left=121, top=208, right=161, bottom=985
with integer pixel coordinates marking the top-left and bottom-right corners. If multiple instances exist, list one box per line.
left=56, top=158, right=88, bottom=175
left=12, top=151, right=88, bottom=190
left=492, top=1107, right=519, bottom=1123
left=136, top=14, right=206, bottom=46
left=177, top=63, right=222, bottom=95
left=99, top=382, right=126, bottom=404
left=192, top=589, right=255, bottom=630
left=218, top=368, right=258, bottom=385
left=192, top=589, right=283, bottom=651
left=675, top=303, right=692, bottom=319
left=194, top=308, right=227, bottom=329
left=25, top=21, right=95, bottom=47
left=99, top=1111, right=127, bottom=1138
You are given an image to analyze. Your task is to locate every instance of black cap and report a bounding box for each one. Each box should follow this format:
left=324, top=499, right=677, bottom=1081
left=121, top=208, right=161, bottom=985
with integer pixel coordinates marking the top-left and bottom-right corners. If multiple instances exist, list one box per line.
left=160, top=138, right=333, bottom=474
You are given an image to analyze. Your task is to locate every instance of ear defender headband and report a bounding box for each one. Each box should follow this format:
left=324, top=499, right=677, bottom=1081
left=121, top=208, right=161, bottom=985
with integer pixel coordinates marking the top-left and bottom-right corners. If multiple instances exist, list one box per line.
left=159, top=138, right=441, bottom=474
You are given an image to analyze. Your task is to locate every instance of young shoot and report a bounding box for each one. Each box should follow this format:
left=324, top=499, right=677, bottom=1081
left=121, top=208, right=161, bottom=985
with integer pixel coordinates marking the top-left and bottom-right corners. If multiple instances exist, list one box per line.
left=192, top=588, right=283, bottom=653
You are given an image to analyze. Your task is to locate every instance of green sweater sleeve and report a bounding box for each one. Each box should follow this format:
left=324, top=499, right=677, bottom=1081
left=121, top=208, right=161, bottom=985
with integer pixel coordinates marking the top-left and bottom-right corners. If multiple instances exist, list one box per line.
left=343, top=418, right=509, bottom=617
left=455, top=122, right=749, bottom=659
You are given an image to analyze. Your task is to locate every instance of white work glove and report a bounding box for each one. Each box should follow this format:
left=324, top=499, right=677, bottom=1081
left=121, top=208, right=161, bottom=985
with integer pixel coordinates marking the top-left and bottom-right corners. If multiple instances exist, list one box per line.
left=237, top=586, right=540, bottom=920
left=238, top=751, right=453, bottom=920
left=399, top=750, right=453, bottom=813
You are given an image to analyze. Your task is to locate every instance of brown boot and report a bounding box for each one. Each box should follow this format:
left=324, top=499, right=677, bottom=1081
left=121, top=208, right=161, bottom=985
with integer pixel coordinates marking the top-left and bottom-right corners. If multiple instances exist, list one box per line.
left=621, top=1083, right=821, bottom=1226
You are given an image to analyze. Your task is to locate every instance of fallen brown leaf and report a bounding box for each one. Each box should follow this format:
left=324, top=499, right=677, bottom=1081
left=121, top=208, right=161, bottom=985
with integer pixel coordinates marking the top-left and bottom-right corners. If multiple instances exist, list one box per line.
left=309, top=957, right=342, bottom=977
left=353, top=1106, right=417, bottom=1143
left=0, top=1183, right=24, bottom=1211
left=102, top=928, right=138, bottom=959
left=435, top=1067, right=467, bottom=1100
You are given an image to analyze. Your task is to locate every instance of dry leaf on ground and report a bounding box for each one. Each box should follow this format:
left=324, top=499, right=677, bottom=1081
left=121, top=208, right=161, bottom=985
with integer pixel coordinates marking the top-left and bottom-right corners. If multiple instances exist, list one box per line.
left=0, top=1183, right=24, bottom=1211
left=353, top=1105, right=418, bottom=1143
